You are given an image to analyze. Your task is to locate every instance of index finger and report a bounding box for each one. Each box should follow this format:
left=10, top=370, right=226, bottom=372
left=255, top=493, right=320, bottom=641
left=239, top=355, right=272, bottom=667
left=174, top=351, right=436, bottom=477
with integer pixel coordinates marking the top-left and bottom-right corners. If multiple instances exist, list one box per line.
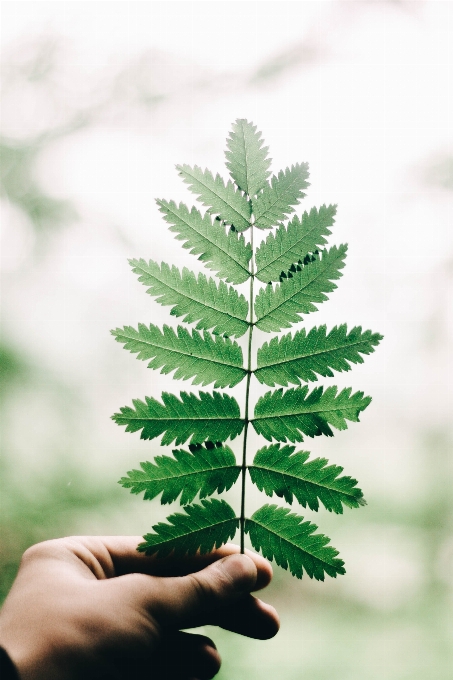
left=97, top=538, right=273, bottom=591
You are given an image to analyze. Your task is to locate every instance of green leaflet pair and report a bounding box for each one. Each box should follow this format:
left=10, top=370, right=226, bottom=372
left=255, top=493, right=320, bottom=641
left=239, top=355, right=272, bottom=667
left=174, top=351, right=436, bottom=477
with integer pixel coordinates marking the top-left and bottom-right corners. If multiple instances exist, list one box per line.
left=112, top=119, right=382, bottom=581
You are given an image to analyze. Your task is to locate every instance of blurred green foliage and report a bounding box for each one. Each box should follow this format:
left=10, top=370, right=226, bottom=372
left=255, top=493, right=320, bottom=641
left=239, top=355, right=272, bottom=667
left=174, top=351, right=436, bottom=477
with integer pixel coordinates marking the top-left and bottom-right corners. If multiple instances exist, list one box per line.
left=0, top=341, right=28, bottom=389
left=0, top=138, right=76, bottom=235
left=0, top=459, right=125, bottom=603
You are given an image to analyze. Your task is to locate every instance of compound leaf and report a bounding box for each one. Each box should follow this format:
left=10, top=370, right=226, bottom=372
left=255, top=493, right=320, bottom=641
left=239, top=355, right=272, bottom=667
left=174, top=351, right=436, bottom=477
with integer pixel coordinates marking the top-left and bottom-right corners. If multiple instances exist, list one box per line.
left=177, top=164, right=251, bottom=232
left=119, top=445, right=240, bottom=506
left=157, top=199, right=251, bottom=284
left=112, top=323, right=246, bottom=388
left=112, top=391, right=244, bottom=446
left=114, top=120, right=380, bottom=582
left=130, top=259, right=249, bottom=338
left=253, top=385, right=371, bottom=442
left=245, top=504, right=345, bottom=580
left=225, top=118, right=271, bottom=197
left=255, top=205, right=336, bottom=282
left=254, top=245, right=347, bottom=333
left=138, top=499, right=239, bottom=557
left=255, top=324, right=383, bottom=387
left=249, top=444, right=365, bottom=513
left=252, top=164, right=310, bottom=230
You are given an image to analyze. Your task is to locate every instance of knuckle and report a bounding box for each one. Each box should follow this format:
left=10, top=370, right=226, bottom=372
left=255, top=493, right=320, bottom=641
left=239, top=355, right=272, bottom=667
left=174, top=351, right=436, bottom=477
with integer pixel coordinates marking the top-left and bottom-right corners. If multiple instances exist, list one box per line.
left=129, top=572, right=152, bottom=589
left=20, top=536, right=89, bottom=569
left=187, top=561, right=237, bottom=612
left=211, top=560, right=239, bottom=593
left=20, top=538, right=63, bottom=564
left=187, top=572, right=214, bottom=610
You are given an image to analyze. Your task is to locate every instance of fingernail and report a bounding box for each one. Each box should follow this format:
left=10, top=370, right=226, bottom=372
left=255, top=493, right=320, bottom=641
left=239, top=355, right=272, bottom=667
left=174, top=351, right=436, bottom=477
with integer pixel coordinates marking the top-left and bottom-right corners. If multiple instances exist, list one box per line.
left=221, top=554, right=257, bottom=590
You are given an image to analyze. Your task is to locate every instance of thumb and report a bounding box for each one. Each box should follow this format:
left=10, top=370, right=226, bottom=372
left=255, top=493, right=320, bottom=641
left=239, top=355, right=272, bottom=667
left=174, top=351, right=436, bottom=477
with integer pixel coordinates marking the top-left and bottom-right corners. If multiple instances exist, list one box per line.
left=144, top=553, right=258, bottom=629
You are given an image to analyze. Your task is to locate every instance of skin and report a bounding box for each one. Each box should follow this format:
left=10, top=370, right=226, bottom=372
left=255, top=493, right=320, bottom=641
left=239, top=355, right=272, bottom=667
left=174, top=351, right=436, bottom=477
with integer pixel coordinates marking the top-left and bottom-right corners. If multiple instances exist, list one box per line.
left=0, top=537, right=280, bottom=680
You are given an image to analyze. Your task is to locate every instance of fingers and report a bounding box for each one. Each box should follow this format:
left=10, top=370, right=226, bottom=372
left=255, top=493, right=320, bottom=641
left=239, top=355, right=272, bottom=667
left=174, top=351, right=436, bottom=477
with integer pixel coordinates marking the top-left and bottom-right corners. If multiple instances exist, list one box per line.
left=99, top=538, right=273, bottom=591
left=111, top=631, right=221, bottom=680
left=213, top=594, right=280, bottom=639
left=19, top=537, right=272, bottom=592
left=154, top=631, right=221, bottom=680
left=38, top=537, right=279, bottom=642
left=120, top=553, right=279, bottom=638
left=143, top=553, right=258, bottom=629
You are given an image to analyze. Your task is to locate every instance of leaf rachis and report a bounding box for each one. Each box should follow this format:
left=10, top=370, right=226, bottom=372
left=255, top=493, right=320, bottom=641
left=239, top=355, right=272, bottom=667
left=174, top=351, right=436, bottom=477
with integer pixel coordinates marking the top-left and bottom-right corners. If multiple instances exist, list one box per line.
left=240, top=217, right=255, bottom=553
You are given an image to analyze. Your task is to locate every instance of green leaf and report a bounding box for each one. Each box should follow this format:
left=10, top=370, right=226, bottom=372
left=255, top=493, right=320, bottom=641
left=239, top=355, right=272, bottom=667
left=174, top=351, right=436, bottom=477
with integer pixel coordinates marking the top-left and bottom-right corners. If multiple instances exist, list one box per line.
left=252, top=164, right=310, bottom=230
left=254, top=245, right=347, bottom=333
left=114, top=121, right=383, bottom=583
left=139, top=499, right=239, bottom=557
left=157, top=199, right=251, bottom=284
left=112, top=390, right=244, bottom=446
left=130, top=259, right=249, bottom=338
left=177, top=164, right=251, bottom=232
left=245, top=504, right=345, bottom=580
left=249, top=444, right=365, bottom=513
left=225, top=119, right=271, bottom=197
left=119, top=445, right=240, bottom=506
left=112, top=323, right=246, bottom=388
left=253, top=385, right=371, bottom=442
left=255, top=324, right=383, bottom=387
left=255, top=205, right=336, bottom=282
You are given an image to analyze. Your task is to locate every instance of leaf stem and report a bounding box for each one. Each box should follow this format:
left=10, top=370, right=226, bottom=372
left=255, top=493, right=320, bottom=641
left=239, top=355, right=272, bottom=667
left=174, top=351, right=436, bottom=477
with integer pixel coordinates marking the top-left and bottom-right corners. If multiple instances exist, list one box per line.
left=240, top=222, right=254, bottom=553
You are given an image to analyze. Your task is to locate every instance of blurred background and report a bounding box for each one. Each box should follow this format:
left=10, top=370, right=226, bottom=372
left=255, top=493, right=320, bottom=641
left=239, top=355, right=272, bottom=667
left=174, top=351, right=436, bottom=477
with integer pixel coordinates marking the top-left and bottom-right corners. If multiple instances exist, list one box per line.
left=1, top=1, right=452, bottom=678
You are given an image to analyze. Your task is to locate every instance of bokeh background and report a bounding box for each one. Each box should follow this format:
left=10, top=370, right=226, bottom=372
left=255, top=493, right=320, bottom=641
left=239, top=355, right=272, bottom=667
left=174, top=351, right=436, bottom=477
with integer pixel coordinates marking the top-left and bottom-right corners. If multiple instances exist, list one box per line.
left=1, top=1, right=452, bottom=678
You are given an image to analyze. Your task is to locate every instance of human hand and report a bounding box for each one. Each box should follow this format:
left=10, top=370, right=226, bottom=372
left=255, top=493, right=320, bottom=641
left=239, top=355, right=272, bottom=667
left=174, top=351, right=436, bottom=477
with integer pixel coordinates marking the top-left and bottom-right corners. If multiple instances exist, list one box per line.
left=0, top=537, right=279, bottom=680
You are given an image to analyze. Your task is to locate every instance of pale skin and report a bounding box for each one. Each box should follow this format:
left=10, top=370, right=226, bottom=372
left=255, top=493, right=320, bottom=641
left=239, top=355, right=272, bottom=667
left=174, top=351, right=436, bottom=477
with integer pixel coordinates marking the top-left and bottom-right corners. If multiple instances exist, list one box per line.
left=0, top=537, right=280, bottom=680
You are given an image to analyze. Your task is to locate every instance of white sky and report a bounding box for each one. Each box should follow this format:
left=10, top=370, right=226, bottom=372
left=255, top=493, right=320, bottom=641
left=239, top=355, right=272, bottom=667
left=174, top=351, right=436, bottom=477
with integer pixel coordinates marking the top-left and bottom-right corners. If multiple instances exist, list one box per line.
left=2, top=1, right=327, bottom=70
